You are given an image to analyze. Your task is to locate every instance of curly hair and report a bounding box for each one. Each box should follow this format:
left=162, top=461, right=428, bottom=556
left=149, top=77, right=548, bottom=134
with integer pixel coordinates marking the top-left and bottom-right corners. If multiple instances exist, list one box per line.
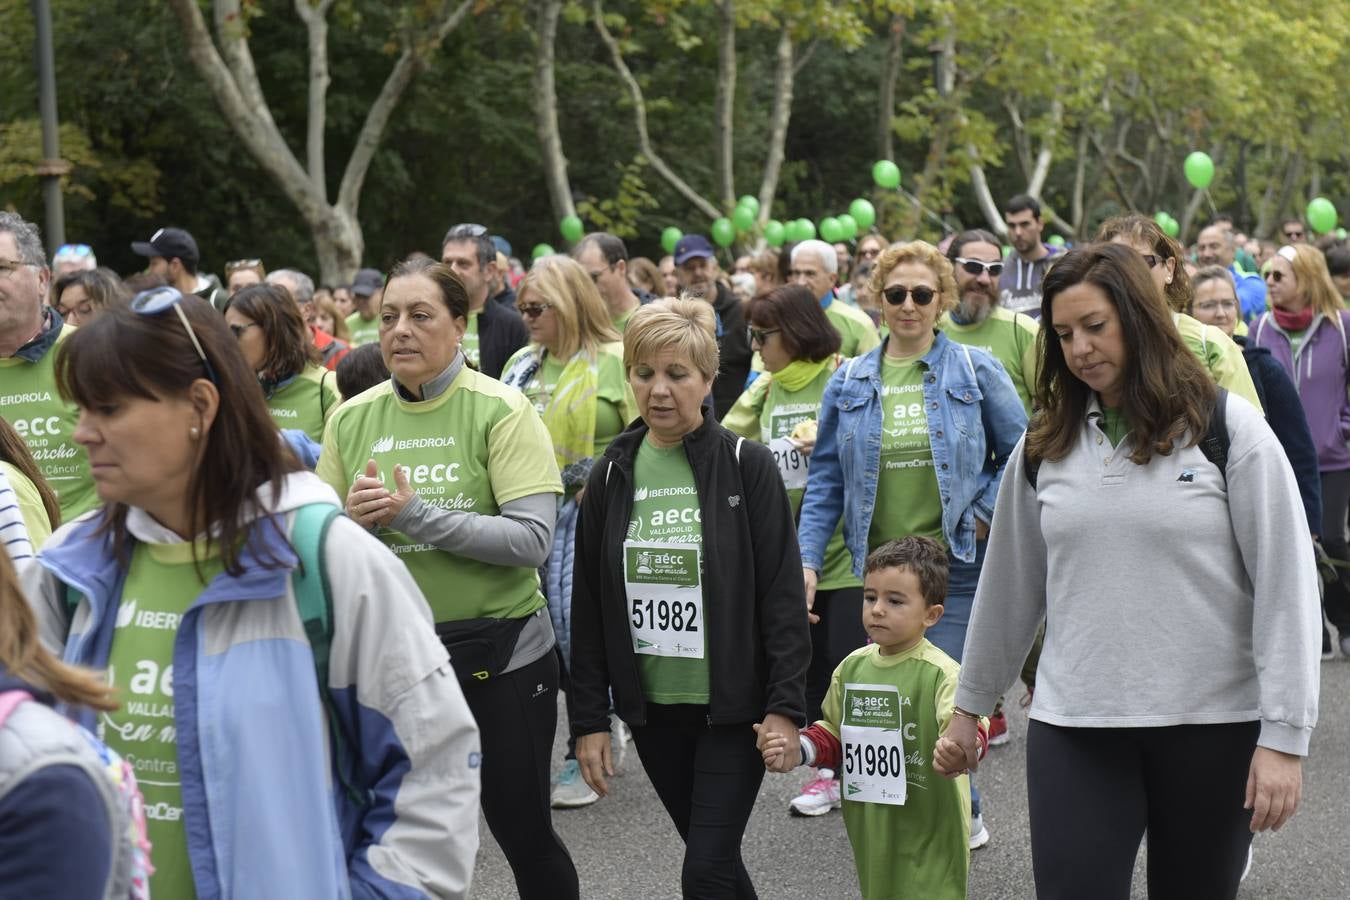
left=867, top=241, right=959, bottom=315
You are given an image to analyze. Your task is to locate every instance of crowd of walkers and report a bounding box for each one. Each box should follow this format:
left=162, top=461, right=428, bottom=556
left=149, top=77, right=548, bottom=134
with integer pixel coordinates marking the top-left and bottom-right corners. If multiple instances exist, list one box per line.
left=0, top=193, right=1333, bottom=899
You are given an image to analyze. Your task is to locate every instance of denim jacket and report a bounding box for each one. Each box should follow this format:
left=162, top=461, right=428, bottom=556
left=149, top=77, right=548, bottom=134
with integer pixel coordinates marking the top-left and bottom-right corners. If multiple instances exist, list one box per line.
left=798, top=331, right=1028, bottom=569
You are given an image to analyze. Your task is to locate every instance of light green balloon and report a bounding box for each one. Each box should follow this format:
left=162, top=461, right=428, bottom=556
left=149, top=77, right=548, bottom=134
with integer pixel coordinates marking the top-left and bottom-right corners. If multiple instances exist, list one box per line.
left=764, top=220, right=786, bottom=246
left=837, top=214, right=858, bottom=241
left=532, top=243, right=556, bottom=260
left=712, top=217, right=736, bottom=247
left=1184, top=151, right=1215, bottom=190
left=661, top=227, right=683, bottom=255
left=796, top=218, right=817, bottom=241
left=819, top=217, right=843, bottom=244
left=872, top=160, right=901, bottom=189
left=848, top=199, right=876, bottom=231
left=738, top=195, right=760, bottom=217
left=559, top=215, right=584, bottom=243
left=1307, top=197, right=1338, bottom=234
left=1047, top=235, right=1066, bottom=247
left=732, top=204, right=756, bottom=233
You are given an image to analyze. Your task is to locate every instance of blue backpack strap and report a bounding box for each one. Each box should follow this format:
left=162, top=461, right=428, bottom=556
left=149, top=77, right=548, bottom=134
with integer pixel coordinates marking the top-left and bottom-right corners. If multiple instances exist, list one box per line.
left=290, top=502, right=365, bottom=808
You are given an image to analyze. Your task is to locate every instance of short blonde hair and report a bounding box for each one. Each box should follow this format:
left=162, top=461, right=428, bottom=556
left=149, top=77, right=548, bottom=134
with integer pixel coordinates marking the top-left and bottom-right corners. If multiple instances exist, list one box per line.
left=624, top=296, right=719, bottom=381
left=867, top=240, right=958, bottom=314
left=1283, top=244, right=1343, bottom=319
left=517, top=255, right=619, bottom=358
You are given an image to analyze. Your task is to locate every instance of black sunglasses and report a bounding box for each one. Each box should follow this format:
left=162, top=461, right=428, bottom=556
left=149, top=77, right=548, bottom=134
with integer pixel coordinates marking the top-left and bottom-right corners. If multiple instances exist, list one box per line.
left=1265, top=270, right=1285, bottom=283
left=953, top=258, right=1003, bottom=278
left=518, top=303, right=552, bottom=319
left=1283, top=229, right=1305, bottom=239
left=883, top=285, right=937, bottom=306
left=1141, top=254, right=1163, bottom=269
left=747, top=326, right=779, bottom=345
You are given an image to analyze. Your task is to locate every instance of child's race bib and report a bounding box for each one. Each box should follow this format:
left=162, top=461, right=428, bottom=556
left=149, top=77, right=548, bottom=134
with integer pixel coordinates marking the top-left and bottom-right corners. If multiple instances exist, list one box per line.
left=840, top=683, right=907, bottom=806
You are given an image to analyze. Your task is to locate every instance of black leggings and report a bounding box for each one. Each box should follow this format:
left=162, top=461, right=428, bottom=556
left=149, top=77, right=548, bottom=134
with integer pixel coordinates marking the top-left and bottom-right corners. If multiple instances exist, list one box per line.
left=630, top=705, right=765, bottom=899
left=806, top=586, right=867, bottom=722
left=1320, top=470, right=1350, bottom=632
left=461, top=652, right=579, bottom=900
left=1026, top=720, right=1258, bottom=900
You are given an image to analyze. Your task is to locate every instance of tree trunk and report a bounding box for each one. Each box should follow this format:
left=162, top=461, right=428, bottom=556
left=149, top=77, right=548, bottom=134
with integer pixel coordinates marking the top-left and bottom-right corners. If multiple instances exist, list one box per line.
left=876, top=15, right=905, bottom=162
left=530, top=0, right=575, bottom=227
left=1070, top=126, right=1088, bottom=236
left=754, top=25, right=793, bottom=220
left=967, top=155, right=1004, bottom=234
left=713, top=0, right=737, bottom=210
left=1026, top=98, right=1062, bottom=199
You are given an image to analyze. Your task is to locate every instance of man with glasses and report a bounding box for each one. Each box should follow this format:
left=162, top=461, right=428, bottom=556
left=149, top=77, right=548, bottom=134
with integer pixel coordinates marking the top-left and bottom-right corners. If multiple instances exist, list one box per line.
left=130, top=226, right=228, bottom=311
left=788, top=240, right=880, bottom=357
left=573, top=232, right=649, bottom=334
left=998, top=194, right=1061, bottom=317
left=440, top=223, right=528, bottom=379
left=1281, top=219, right=1308, bottom=244
left=0, top=212, right=97, bottom=522
left=1196, top=224, right=1267, bottom=323
left=673, top=234, right=751, bottom=420
left=940, top=229, right=1040, bottom=415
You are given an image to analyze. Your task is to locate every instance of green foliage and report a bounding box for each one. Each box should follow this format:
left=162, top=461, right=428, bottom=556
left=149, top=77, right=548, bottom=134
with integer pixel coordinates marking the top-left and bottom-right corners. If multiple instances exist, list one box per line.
left=576, top=157, right=660, bottom=239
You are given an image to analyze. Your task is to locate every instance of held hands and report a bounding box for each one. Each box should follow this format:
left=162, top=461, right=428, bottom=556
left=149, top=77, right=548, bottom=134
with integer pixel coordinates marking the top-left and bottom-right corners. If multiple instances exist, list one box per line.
left=933, top=714, right=981, bottom=778
left=802, top=568, right=820, bottom=624
left=753, top=713, right=800, bottom=774
left=576, top=731, right=613, bottom=798
left=344, top=459, right=418, bottom=528
left=1245, top=747, right=1303, bottom=832
left=975, top=518, right=990, bottom=541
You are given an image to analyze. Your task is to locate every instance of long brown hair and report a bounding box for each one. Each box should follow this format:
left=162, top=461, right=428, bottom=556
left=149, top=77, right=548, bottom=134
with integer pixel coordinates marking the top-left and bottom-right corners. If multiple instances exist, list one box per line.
left=54, top=294, right=305, bottom=575
left=0, top=547, right=115, bottom=711
left=0, top=417, right=59, bottom=530
left=1028, top=243, right=1215, bottom=466
left=226, top=283, right=322, bottom=380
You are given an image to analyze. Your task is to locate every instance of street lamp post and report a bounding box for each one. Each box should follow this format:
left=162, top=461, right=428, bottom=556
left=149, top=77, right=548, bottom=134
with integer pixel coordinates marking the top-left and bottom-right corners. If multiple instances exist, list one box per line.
left=31, top=0, right=67, bottom=254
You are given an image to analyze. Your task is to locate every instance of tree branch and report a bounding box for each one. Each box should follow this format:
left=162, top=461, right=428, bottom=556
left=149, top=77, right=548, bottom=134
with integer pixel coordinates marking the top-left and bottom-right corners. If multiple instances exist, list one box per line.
left=967, top=151, right=1005, bottom=234
left=591, top=0, right=720, bottom=221
left=714, top=0, right=736, bottom=209
left=213, top=0, right=272, bottom=122
left=530, top=0, right=575, bottom=224
left=1026, top=97, right=1062, bottom=198
left=754, top=24, right=793, bottom=219
left=294, top=0, right=336, bottom=198
left=876, top=14, right=904, bottom=163
left=1070, top=125, right=1088, bottom=235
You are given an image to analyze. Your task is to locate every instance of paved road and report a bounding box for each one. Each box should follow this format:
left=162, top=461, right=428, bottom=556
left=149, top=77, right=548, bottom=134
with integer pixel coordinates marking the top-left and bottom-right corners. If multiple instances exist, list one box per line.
left=470, top=657, right=1350, bottom=899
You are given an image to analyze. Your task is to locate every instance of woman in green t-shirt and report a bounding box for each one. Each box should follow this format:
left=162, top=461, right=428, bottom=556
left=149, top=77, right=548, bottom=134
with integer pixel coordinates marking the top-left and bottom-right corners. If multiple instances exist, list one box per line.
left=224, top=283, right=338, bottom=443
left=318, top=258, right=578, bottom=900
left=501, top=255, right=637, bottom=809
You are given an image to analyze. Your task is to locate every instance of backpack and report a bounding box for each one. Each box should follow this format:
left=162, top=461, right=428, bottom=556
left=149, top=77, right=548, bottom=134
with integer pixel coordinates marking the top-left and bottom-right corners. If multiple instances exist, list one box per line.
left=1025, top=388, right=1230, bottom=490
left=0, top=690, right=153, bottom=899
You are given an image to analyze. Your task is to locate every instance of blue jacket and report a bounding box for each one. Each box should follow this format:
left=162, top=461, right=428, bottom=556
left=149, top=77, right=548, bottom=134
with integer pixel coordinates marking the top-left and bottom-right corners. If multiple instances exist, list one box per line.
left=798, top=332, right=1028, bottom=569
left=1232, top=265, right=1268, bottom=323
left=22, top=473, right=481, bottom=900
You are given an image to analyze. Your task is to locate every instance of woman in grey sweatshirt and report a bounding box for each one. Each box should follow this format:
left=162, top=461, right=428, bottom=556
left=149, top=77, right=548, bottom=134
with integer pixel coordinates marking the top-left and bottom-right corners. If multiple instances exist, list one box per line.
left=936, top=244, right=1321, bottom=900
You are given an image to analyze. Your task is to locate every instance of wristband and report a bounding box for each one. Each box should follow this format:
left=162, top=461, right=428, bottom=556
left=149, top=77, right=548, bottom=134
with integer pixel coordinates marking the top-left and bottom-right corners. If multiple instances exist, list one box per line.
left=952, top=707, right=981, bottom=721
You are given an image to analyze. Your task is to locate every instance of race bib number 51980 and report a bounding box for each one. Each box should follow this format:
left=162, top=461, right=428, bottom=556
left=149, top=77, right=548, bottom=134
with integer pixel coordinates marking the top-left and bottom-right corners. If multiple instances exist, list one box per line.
left=840, top=683, right=907, bottom=806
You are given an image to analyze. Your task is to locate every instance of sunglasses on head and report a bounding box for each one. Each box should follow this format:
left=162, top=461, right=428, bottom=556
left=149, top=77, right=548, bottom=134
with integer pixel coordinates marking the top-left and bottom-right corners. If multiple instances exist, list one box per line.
left=447, top=223, right=489, bottom=239
left=226, top=258, right=262, bottom=273
left=130, top=287, right=219, bottom=385
left=518, top=303, right=552, bottom=319
left=55, top=243, right=93, bottom=258
left=883, top=285, right=937, bottom=306
left=953, top=258, right=1003, bottom=278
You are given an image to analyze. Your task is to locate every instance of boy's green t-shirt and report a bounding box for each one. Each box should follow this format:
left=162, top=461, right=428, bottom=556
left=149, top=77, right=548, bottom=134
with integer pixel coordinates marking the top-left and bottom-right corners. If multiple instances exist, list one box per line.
left=869, top=353, right=944, bottom=549
left=820, top=640, right=971, bottom=900
left=317, top=366, right=562, bottom=622
left=345, top=310, right=380, bottom=347
left=267, top=364, right=339, bottom=443
left=626, top=438, right=710, bottom=704
left=103, top=540, right=225, bottom=900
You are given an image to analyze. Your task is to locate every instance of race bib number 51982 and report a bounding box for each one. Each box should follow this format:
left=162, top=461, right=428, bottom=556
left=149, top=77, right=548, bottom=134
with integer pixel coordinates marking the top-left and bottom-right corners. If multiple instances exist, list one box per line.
left=623, top=540, right=705, bottom=659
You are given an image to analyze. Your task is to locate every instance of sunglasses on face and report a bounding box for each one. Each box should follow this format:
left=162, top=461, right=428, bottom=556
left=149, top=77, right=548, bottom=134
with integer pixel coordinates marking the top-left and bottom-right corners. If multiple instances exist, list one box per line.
left=883, top=285, right=937, bottom=306
left=130, top=287, right=219, bottom=385
left=953, top=258, right=1004, bottom=278
left=518, top=303, right=552, bottom=319
left=859, top=247, right=882, bottom=258
left=1265, top=270, right=1286, bottom=283
left=747, top=326, right=779, bottom=345
left=1140, top=254, right=1164, bottom=269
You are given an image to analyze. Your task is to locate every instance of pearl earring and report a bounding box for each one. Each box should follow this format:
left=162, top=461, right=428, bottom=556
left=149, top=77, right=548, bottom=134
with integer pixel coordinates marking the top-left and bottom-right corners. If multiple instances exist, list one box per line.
left=190, top=426, right=200, bottom=438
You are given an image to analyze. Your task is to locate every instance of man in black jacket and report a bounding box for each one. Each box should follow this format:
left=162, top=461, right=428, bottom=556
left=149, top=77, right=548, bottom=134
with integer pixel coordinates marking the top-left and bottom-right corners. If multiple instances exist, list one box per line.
left=672, top=235, right=751, bottom=419
left=440, top=223, right=528, bottom=379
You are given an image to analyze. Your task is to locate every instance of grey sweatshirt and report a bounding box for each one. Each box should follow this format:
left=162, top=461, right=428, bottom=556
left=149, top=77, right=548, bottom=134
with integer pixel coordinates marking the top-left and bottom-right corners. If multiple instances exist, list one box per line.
left=955, top=393, right=1321, bottom=755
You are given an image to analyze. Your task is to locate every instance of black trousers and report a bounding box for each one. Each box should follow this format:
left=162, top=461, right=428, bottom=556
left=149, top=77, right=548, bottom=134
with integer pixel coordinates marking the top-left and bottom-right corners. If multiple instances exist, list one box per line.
left=1026, top=720, right=1258, bottom=900
left=462, top=652, right=579, bottom=900
left=630, top=704, right=765, bottom=899
left=1319, top=470, right=1350, bottom=631
left=805, top=585, right=867, bottom=723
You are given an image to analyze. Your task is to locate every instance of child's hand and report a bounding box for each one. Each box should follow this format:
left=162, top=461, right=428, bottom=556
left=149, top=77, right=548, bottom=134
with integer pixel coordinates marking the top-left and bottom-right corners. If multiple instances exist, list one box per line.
left=752, top=724, right=801, bottom=772
left=933, top=736, right=969, bottom=775
left=933, top=715, right=981, bottom=778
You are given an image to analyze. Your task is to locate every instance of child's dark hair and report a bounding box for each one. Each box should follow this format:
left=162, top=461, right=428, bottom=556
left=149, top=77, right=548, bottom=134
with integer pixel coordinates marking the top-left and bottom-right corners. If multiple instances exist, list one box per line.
left=864, top=536, right=949, bottom=606
left=336, top=342, right=390, bottom=400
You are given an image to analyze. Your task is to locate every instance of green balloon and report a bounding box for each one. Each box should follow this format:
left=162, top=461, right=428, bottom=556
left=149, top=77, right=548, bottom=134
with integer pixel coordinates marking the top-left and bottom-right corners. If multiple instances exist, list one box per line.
left=764, top=220, right=785, bottom=247
left=711, top=217, right=736, bottom=248
left=1154, top=211, right=1171, bottom=227
left=560, top=215, right=584, bottom=243
left=837, top=214, right=858, bottom=241
left=819, top=217, right=843, bottom=243
left=872, top=160, right=901, bottom=189
left=1183, top=151, right=1215, bottom=190
left=1047, top=235, right=1066, bottom=247
left=738, top=195, right=760, bottom=217
left=532, top=243, right=556, bottom=260
left=1162, top=216, right=1179, bottom=238
left=849, top=198, right=876, bottom=231
left=796, top=218, right=817, bottom=241
left=732, top=204, right=756, bottom=233
left=661, top=226, right=683, bottom=255
left=1338, top=227, right=1348, bottom=240
left=1307, top=197, right=1338, bottom=234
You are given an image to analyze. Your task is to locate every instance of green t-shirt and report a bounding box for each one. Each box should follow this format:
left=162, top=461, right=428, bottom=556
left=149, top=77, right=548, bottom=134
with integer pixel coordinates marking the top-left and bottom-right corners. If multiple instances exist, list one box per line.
left=504, top=345, right=633, bottom=461
left=1172, top=312, right=1262, bottom=411
left=345, top=310, right=380, bottom=347
left=722, top=367, right=860, bottom=591
left=267, top=364, right=339, bottom=442
left=627, top=438, right=710, bottom=704
left=613, top=305, right=638, bottom=335
left=940, top=306, right=1040, bottom=414
left=826, top=300, right=882, bottom=358
left=103, top=540, right=225, bottom=900
left=870, top=353, right=943, bottom=549
left=0, top=461, right=50, bottom=548
left=317, top=366, right=562, bottom=621
left=462, top=313, right=481, bottom=370
left=819, top=641, right=971, bottom=900
left=0, top=326, right=97, bottom=521
left=1097, top=404, right=1130, bottom=447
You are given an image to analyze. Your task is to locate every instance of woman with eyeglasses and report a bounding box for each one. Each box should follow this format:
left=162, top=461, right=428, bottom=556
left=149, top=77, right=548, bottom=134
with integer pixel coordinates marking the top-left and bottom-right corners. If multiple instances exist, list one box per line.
left=500, top=255, right=636, bottom=810
left=1251, top=243, right=1350, bottom=658
left=1096, top=215, right=1263, bottom=410
left=51, top=267, right=129, bottom=328
left=224, top=283, right=339, bottom=444
left=317, top=258, right=578, bottom=900
left=23, top=287, right=481, bottom=899
left=796, top=241, right=1027, bottom=847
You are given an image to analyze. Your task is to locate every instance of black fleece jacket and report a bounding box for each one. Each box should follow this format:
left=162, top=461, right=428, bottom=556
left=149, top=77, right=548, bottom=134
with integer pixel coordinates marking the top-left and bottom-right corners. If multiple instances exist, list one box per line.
left=567, top=409, right=810, bottom=736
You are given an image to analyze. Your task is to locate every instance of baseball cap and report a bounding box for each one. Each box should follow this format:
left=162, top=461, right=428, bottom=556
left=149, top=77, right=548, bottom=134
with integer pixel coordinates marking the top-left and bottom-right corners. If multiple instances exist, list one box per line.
left=490, top=235, right=513, bottom=258
left=674, top=235, right=715, bottom=266
left=131, top=227, right=200, bottom=267
left=350, top=268, right=385, bottom=297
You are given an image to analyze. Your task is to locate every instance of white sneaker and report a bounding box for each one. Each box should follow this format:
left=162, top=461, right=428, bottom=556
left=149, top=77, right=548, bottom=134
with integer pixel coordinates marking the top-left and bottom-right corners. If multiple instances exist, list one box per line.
left=550, top=759, right=599, bottom=809
left=610, top=713, right=630, bottom=771
left=788, top=769, right=842, bottom=817
left=969, top=813, right=990, bottom=850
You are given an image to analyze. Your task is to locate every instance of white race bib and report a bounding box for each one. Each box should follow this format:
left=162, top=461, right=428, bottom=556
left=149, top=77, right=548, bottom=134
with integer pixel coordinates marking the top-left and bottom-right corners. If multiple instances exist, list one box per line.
left=768, top=436, right=809, bottom=490
left=840, top=683, right=907, bottom=806
left=623, top=540, right=704, bottom=659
